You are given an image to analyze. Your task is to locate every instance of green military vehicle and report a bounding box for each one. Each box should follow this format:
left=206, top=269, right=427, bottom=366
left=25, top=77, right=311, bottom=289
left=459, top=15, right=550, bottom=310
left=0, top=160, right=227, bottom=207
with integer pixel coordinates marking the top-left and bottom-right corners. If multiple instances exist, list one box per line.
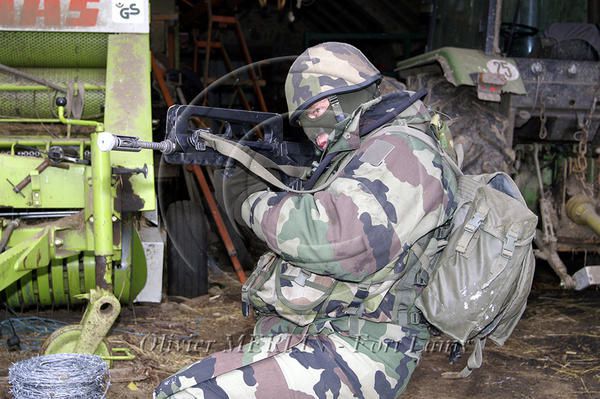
left=0, top=0, right=161, bottom=358
left=397, top=0, right=599, bottom=289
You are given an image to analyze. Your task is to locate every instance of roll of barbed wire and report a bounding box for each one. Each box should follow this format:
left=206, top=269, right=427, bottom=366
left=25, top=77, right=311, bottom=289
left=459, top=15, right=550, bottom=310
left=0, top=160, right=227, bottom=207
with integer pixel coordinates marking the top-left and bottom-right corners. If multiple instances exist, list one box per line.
left=9, top=353, right=110, bottom=399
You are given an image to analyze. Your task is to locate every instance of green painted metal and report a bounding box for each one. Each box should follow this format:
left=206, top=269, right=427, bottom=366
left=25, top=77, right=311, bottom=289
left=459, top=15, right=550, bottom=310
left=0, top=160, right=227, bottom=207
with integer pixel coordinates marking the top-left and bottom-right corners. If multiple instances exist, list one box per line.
left=83, top=253, right=96, bottom=291
left=396, top=47, right=527, bottom=95
left=42, top=325, right=111, bottom=364
left=0, top=68, right=105, bottom=118
left=0, top=137, right=89, bottom=147
left=129, top=228, right=148, bottom=299
left=66, top=256, right=83, bottom=305
left=71, top=289, right=121, bottom=354
left=7, top=225, right=89, bottom=257
left=104, top=34, right=155, bottom=211
left=0, top=118, right=62, bottom=123
left=2, top=250, right=145, bottom=307
left=0, top=85, right=105, bottom=91
left=90, top=133, right=113, bottom=261
left=113, top=261, right=130, bottom=302
left=20, top=272, right=36, bottom=304
left=0, top=228, right=50, bottom=292
left=14, top=228, right=51, bottom=272
left=0, top=154, right=87, bottom=208
left=0, top=32, right=108, bottom=67
left=36, top=265, right=52, bottom=306
left=0, top=28, right=155, bottom=313
left=51, top=258, right=66, bottom=306
left=5, top=283, right=19, bottom=308
left=58, top=105, right=104, bottom=129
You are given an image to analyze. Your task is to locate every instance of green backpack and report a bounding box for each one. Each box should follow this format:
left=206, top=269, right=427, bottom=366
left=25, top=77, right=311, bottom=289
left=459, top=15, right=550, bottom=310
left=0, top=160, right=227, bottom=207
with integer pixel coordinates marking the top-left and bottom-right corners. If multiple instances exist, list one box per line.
left=405, top=125, right=537, bottom=378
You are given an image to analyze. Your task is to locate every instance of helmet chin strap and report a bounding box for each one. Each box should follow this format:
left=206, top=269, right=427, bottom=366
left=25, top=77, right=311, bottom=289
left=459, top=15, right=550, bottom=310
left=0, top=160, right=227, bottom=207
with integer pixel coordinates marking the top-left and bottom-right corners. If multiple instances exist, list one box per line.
left=328, top=95, right=346, bottom=122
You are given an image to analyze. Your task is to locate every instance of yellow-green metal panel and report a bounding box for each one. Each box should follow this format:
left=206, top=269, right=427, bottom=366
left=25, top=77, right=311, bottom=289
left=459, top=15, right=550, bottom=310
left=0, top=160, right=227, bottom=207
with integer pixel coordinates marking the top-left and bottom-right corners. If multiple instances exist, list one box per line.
left=66, top=256, right=83, bottom=305
left=5, top=283, right=20, bottom=308
left=0, top=32, right=108, bottom=68
left=130, top=227, right=148, bottom=300
left=0, top=68, right=105, bottom=118
left=20, top=271, right=36, bottom=305
left=113, top=265, right=130, bottom=303
left=0, top=232, right=48, bottom=291
left=0, top=154, right=87, bottom=208
left=37, top=266, right=52, bottom=306
left=103, top=34, right=155, bottom=212
left=51, top=259, right=66, bottom=306
left=83, top=253, right=96, bottom=291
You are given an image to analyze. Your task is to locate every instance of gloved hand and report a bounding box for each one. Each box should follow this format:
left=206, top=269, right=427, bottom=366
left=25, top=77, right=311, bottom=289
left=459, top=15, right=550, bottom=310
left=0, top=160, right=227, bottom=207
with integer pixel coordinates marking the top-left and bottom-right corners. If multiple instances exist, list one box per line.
left=213, top=166, right=268, bottom=227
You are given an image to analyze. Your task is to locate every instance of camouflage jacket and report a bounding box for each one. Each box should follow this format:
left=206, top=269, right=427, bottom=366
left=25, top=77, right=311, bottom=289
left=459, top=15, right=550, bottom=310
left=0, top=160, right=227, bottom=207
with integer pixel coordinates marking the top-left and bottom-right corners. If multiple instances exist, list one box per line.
left=240, top=94, right=458, bottom=342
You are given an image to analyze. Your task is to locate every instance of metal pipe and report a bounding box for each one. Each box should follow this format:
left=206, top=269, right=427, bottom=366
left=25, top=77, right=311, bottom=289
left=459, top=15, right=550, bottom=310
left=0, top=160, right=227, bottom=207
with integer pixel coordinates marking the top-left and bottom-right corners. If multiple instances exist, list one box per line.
left=0, top=138, right=89, bottom=147
left=58, top=105, right=103, bottom=130
left=12, top=159, right=52, bottom=194
left=0, top=118, right=62, bottom=123
left=425, top=0, right=438, bottom=52
left=485, top=0, right=502, bottom=54
left=0, top=84, right=104, bottom=91
left=0, top=63, right=66, bottom=92
left=90, top=133, right=114, bottom=287
left=566, top=195, right=600, bottom=237
left=0, top=211, right=78, bottom=219
left=0, top=219, right=20, bottom=253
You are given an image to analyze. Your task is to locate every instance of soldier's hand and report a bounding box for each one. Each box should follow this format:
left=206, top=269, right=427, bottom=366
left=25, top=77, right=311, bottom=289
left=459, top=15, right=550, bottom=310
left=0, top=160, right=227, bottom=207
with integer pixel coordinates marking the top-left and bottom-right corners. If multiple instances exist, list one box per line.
left=213, top=166, right=268, bottom=227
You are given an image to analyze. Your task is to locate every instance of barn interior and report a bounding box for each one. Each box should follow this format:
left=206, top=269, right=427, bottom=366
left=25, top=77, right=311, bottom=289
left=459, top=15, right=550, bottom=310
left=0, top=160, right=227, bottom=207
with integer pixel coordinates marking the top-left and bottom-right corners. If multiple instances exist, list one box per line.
left=0, top=1, right=599, bottom=398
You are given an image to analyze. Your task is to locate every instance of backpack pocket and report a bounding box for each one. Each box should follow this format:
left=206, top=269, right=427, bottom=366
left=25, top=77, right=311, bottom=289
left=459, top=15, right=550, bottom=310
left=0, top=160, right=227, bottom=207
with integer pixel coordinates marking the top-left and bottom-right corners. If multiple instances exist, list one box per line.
left=416, top=179, right=537, bottom=345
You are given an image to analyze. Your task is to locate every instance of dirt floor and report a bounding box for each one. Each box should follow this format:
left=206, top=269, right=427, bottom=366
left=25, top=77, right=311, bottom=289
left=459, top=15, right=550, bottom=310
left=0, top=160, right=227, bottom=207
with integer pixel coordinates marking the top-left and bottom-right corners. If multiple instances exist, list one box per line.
left=0, top=269, right=598, bottom=399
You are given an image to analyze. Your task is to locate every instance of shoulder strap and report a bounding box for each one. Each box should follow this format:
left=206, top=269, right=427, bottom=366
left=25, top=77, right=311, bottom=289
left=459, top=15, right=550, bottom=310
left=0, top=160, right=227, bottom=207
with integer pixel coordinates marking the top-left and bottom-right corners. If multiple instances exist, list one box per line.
left=199, top=131, right=346, bottom=194
left=398, top=126, right=464, bottom=177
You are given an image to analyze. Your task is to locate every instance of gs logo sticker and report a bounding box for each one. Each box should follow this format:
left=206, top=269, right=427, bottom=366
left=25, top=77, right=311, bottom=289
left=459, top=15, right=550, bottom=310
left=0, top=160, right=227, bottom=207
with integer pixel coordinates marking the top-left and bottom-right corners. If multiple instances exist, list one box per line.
left=112, top=0, right=145, bottom=23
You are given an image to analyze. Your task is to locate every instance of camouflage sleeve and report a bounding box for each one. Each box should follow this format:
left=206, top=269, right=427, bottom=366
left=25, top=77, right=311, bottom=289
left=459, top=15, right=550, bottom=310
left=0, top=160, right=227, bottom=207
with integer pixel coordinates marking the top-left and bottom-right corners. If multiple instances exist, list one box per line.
left=241, top=128, right=455, bottom=282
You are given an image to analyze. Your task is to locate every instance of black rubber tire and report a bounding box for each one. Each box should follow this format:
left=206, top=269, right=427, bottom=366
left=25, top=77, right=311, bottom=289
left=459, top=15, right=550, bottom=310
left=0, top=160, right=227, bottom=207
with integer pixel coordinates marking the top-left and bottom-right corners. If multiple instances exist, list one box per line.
left=165, top=200, right=208, bottom=297
left=405, top=74, right=514, bottom=174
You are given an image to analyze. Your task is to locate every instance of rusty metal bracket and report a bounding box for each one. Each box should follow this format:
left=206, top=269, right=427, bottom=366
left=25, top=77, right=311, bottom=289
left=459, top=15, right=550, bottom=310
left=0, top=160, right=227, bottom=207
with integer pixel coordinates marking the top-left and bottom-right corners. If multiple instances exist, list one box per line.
left=476, top=72, right=506, bottom=102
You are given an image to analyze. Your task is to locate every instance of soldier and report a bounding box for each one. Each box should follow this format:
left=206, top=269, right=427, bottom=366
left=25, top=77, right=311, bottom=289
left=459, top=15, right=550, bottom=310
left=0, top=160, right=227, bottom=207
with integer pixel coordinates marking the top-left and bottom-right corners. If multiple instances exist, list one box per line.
left=155, top=42, right=458, bottom=399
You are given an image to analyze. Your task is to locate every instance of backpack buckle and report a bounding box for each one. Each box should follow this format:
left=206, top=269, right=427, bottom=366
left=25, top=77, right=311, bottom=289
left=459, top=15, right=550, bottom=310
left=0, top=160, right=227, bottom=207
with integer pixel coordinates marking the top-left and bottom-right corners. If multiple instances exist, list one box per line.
left=502, top=230, right=518, bottom=258
left=398, top=309, right=422, bottom=325
left=409, top=311, right=422, bottom=325
left=414, top=269, right=429, bottom=286
left=456, top=212, right=487, bottom=254
left=464, top=212, right=485, bottom=233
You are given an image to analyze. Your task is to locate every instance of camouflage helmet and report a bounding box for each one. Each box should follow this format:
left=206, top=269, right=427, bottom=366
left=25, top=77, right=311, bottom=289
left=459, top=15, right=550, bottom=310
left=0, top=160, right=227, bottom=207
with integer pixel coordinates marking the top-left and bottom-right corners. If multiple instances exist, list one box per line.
left=285, top=42, right=382, bottom=125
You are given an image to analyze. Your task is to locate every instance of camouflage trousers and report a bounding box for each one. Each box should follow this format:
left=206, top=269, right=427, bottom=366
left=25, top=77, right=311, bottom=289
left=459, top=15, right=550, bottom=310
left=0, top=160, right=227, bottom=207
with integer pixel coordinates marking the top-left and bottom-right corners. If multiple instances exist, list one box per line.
left=154, top=316, right=427, bottom=399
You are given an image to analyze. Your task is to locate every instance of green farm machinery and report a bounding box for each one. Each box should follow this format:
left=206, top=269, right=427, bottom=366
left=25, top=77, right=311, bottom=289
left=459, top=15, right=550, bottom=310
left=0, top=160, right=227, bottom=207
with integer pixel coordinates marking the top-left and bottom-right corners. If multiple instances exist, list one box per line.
left=397, top=0, right=600, bottom=289
left=0, top=1, right=160, bottom=358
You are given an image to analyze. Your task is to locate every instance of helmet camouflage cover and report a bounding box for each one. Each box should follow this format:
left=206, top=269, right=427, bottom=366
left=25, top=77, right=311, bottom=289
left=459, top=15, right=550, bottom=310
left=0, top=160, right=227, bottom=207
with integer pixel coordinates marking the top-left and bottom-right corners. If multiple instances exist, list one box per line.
left=285, top=42, right=382, bottom=125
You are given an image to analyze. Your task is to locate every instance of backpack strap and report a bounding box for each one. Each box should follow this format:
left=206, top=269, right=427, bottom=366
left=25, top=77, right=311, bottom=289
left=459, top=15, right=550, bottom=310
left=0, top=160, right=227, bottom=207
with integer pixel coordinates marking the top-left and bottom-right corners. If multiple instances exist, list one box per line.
left=399, top=126, right=464, bottom=177
left=442, top=337, right=487, bottom=379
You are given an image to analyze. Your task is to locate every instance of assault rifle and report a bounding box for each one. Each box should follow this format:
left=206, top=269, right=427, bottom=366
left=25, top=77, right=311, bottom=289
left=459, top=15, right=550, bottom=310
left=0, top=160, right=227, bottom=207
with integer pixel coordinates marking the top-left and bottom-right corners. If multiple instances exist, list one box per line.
left=99, top=105, right=317, bottom=188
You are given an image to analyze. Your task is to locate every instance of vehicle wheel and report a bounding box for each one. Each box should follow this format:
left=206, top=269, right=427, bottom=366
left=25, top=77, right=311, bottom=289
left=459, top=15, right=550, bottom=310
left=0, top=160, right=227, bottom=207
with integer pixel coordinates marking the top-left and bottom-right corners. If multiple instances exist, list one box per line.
left=405, top=74, right=514, bottom=174
left=165, top=200, right=208, bottom=297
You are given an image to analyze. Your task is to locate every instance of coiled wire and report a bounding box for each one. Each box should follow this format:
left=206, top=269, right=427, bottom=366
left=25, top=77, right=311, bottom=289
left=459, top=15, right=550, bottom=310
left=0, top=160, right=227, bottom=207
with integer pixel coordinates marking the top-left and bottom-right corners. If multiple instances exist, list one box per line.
left=9, top=353, right=109, bottom=399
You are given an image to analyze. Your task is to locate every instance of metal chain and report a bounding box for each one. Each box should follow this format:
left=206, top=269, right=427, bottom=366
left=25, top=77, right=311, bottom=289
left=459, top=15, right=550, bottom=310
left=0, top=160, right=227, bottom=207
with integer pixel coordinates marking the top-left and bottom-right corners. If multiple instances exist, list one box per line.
left=538, top=102, right=548, bottom=139
left=533, top=144, right=556, bottom=243
left=597, top=156, right=600, bottom=196
left=571, top=97, right=598, bottom=196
